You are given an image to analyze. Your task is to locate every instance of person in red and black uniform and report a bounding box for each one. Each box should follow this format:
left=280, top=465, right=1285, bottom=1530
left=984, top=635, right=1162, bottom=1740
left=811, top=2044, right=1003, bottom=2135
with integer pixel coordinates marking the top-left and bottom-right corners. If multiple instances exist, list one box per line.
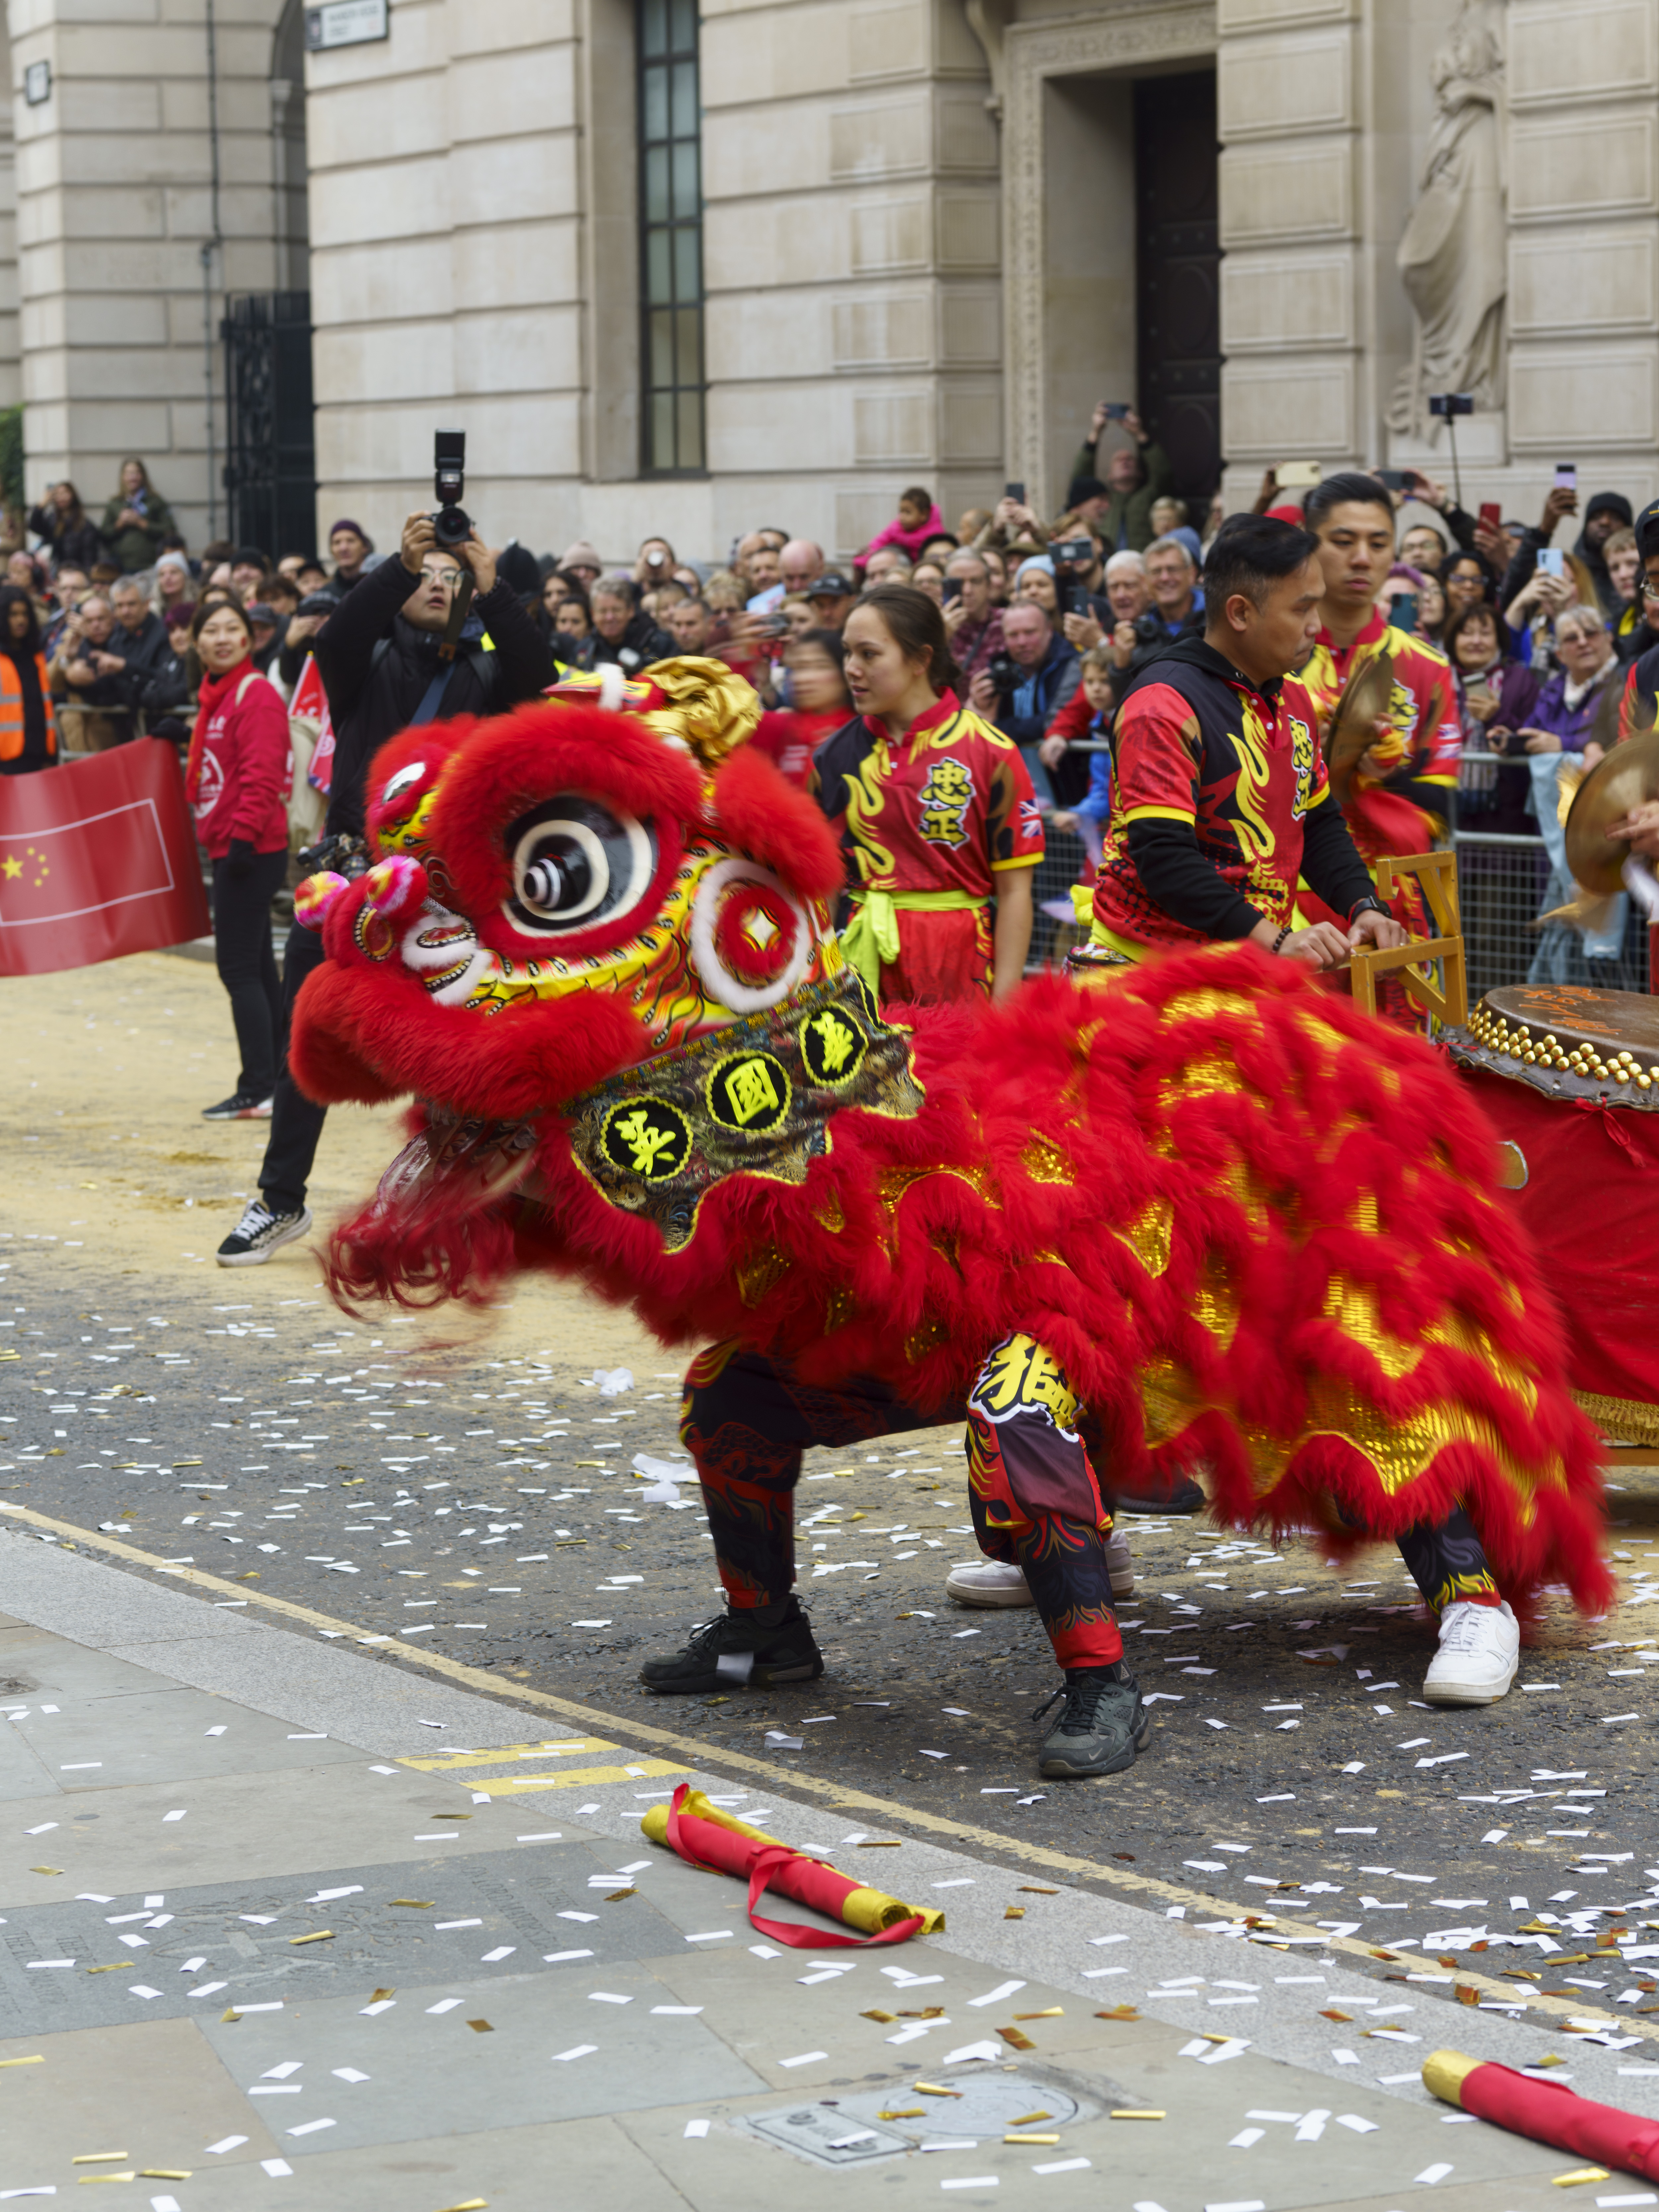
left=0, top=585, right=56, bottom=776
left=1076, top=516, right=1529, bottom=1706
left=1081, top=515, right=1406, bottom=977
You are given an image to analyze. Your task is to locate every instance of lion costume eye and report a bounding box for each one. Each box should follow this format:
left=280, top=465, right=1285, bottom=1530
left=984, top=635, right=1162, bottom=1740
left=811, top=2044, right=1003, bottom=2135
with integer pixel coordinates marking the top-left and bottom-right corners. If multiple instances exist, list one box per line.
left=503, top=795, right=657, bottom=937
left=381, top=760, right=428, bottom=808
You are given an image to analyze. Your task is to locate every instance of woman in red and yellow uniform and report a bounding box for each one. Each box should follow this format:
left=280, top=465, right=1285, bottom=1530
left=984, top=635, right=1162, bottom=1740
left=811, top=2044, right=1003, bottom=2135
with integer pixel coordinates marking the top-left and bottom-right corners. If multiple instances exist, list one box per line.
left=0, top=585, right=56, bottom=777
left=1296, top=473, right=1462, bottom=1024
left=811, top=584, right=1044, bottom=1017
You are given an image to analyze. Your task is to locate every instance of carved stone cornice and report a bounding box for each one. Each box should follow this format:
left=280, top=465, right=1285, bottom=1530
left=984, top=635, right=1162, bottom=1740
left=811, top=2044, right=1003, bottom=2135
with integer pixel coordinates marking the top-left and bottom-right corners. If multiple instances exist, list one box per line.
left=1002, top=1, right=1217, bottom=491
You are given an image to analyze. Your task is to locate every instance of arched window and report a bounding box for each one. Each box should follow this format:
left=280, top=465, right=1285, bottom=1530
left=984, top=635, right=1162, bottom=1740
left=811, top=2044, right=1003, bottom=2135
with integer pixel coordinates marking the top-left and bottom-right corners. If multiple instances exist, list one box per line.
left=638, top=0, right=704, bottom=474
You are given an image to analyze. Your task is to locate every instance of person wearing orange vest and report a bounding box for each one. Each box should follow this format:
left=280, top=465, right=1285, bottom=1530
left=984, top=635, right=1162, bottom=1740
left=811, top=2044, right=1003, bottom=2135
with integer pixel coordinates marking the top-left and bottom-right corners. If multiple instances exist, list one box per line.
left=0, top=585, right=56, bottom=776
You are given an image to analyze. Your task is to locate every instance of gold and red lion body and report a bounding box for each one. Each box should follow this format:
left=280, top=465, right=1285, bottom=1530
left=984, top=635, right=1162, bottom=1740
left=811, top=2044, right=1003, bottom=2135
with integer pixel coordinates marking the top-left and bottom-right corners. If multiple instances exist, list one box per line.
left=291, top=666, right=1609, bottom=1614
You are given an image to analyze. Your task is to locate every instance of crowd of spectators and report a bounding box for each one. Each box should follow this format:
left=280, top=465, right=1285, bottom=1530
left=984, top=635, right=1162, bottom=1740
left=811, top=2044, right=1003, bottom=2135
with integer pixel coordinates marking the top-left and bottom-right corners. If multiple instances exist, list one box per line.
left=8, top=414, right=1653, bottom=1002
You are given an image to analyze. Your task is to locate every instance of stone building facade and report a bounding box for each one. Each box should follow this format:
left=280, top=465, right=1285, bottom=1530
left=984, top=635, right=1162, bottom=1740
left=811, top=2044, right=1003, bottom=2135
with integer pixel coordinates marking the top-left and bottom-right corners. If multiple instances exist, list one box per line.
left=2, top=0, right=1654, bottom=562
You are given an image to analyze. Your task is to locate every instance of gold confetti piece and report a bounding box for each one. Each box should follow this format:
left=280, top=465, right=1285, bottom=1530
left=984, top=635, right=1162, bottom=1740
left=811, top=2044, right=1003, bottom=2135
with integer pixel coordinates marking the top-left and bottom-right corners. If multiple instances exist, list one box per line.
left=0, top=2055, right=43, bottom=2067
left=1004, top=1907, right=1025, bottom=1921
left=575, top=1461, right=607, bottom=1469
left=30, top=1866, right=63, bottom=1876
left=1017, top=1886, right=1058, bottom=1895
left=370, top=1987, right=396, bottom=2003
left=860, top=2009, right=897, bottom=2024
left=914, top=2084, right=961, bottom=2097
left=433, top=2202, right=488, bottom=2212
left=85, top=1964, right=129, bottom=1975
left=1199, top=2033, right=1234, bottom=2045
left=1005, top=2133, right=1060, bottom=2145
left=605, top=1888, right=637, bottom=1902
left=1010, top=2111, right=1053, bottom=2126
left=997, top=2027, right=1036, bottom=2051
left=1096, top=2006, right=1140, bottom=2022
left=1111, top=2109, right=1165, bottom=2121
left=855, top=1839, right=902, bottom=1848
left=1456, top=1984, right=1480, bottom=2007
left=1013, top=2008, right=1063, bottom=2020
left=71, top=2154, right=128, bottom=2165
left=879, top=2108, right=925, bottom=2121
left=388, top=1900, right=433, bottom=1909
left=430, top=1813, right=471, bottom=1820
left=76, top=2174, right=136, bottom=2185
left=221, top=2008, right=242, bottom=2022
left=896, top=2007, right=944, bottom=2020
left=1320, top=2008, right=1353, bottom=2022
left=172, top=1460, right=203, bottom=1468
left=555, top=1538, right=588, bottom=1548
left=467, top=2019, right=493, bottom=2034
left=289, top=1930, right=334, bottom=1945
left=1551, top=2172, right=1610, bottom=2188
left=138, top=2173, right=191, bottom=2182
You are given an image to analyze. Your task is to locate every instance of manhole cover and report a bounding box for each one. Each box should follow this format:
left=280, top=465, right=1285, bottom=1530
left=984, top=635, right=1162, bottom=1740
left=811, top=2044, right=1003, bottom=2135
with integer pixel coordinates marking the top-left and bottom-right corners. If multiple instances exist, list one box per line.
left=740, top=2105, right=917, bottom=2168
left=839, top=2067, right=1096, bottom=2139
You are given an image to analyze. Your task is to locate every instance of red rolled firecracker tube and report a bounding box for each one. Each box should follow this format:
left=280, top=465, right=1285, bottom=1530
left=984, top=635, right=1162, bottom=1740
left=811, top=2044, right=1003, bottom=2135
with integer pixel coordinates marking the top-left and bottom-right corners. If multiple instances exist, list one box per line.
left=642, top=1784, right=944, bottom=1951
left=1424, top=2049, right=1659, bottom=2179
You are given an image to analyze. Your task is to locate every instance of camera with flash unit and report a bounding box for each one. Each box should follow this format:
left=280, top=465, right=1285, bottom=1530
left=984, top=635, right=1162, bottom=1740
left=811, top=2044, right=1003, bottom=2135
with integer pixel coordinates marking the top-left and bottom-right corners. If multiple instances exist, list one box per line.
left=431, top=429, right=472, bottom=551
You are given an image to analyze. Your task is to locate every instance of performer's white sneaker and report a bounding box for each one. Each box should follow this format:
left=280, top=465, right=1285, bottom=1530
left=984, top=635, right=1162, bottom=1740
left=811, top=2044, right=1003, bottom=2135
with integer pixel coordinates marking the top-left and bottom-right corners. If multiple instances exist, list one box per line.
left=946, top=1532, right=1134, bottom=1609
left=946, top=1561, right=1032, bottom=1608
left=1422, top=1599, right=1519, bottom=1705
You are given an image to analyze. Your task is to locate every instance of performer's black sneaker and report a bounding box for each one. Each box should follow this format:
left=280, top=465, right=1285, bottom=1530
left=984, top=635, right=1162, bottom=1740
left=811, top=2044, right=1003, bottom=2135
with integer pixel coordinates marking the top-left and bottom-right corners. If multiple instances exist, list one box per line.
left=216, top=1200, right=313, bottom=1267
left=639, top=1599, right=824, bottom=1694
left=1033, top=1662, right=1150, bottom=1779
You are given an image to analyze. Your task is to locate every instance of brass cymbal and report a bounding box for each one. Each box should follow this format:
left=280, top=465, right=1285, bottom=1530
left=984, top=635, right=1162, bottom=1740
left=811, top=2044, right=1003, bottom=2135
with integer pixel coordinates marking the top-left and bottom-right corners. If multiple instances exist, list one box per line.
left=1563, top=729, right=1659, bottom=895
left=1323, top=649, right=1395, bottom=799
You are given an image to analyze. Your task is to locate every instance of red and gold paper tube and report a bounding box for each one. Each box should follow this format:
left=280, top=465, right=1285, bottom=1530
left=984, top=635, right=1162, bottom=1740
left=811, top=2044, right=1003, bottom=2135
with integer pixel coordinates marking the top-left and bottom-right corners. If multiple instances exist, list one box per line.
left=642, top=1785, right=944, bottom=1950
left=1424, top=2050, right=1659, bottom=2179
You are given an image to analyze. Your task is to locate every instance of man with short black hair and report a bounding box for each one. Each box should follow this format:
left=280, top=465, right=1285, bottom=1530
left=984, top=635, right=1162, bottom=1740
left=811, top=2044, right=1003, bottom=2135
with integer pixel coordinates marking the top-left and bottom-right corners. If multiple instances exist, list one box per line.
left=1083, top=515, right=1401, bottom=973
left=1297, top=471, right=1461, bottom=1023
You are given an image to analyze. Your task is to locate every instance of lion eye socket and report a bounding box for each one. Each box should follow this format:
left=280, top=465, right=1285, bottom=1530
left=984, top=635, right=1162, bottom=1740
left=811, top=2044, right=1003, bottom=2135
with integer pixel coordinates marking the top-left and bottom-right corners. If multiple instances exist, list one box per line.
left=382, top=761, right=427, bottom=807
left=504, top=794, right=656, bottom=937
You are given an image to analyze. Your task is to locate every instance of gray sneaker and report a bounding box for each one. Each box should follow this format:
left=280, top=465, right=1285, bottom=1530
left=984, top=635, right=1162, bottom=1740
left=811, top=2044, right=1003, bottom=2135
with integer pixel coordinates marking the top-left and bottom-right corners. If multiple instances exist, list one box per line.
left=1033, top=1663, right=1150, bottom=1779
left=216, top=1199, right=313, bottom=1267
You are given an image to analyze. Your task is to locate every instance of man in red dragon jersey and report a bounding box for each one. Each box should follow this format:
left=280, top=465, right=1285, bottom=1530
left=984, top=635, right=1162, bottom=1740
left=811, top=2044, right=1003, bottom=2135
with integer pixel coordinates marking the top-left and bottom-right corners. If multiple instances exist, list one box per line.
left=1083, top=514, right=1407, bottom=978
left=1294, top=472, right=1462, bottom=1025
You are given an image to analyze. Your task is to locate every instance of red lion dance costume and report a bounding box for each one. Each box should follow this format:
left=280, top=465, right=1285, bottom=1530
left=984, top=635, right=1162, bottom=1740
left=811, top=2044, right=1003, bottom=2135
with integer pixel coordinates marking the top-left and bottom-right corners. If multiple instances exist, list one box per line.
left=289, top=658, right=1608, bottom=1781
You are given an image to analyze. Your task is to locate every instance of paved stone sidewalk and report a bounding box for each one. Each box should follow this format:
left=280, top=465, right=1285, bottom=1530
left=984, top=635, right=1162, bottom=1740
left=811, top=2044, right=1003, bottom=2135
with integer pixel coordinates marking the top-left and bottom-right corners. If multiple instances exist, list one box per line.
left=3, top=1533, right=1655, bottom=2210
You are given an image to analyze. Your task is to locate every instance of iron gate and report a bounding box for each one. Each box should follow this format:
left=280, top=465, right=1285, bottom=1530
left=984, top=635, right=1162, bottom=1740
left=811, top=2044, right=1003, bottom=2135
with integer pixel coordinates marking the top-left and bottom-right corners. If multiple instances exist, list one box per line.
left=221, top=290, right=317, bottom=558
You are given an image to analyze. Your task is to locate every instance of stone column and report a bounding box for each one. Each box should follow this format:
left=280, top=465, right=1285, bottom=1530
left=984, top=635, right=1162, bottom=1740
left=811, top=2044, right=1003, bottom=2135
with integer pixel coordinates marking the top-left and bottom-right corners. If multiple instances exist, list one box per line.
left=12, top=0, right=291, bottom=550
left=694, top=0, right=999, bottom=564
left=306, top=0, right=586, bottom=563
left=1504, top=0, right=1659, bottom=514
left=1216, top=0, right=1361, bottom=506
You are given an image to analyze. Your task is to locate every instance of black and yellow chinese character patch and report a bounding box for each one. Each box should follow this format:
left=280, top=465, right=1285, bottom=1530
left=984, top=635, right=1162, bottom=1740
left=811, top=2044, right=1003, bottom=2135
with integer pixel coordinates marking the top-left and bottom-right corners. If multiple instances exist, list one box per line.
left=601, top=1098, right=694, bottom=1181
left=706, top=1050, right=792, bottom=1133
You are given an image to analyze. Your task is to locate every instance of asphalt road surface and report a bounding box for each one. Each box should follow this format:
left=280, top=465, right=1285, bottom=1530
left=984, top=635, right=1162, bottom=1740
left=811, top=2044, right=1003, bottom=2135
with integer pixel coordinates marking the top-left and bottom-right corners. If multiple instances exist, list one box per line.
left=5, top=1248, right=1658, bottom=2055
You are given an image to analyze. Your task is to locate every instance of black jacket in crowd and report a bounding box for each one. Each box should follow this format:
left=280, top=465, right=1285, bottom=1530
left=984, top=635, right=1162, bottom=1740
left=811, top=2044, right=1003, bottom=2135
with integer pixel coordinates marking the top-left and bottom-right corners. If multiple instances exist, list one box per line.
left=576, top=607, right=674, bottom=676
left=315, top=554, right=556, bottom=839
left=28, top=505, right=105, bottom=573
left=109, top=608, right=187, bottom=715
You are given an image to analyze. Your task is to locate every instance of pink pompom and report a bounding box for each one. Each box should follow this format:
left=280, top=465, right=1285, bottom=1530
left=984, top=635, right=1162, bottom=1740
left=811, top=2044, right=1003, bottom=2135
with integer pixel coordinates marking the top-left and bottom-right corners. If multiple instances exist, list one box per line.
left=363, top=854, right=428, bottom=918
left=293, top=870, right=349, bottom=928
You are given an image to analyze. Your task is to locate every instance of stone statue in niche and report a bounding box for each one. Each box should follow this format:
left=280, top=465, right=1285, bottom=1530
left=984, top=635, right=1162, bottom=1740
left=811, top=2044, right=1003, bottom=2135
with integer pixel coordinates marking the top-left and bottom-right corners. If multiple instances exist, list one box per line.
left=1388, top=0, right=1507, bottom=437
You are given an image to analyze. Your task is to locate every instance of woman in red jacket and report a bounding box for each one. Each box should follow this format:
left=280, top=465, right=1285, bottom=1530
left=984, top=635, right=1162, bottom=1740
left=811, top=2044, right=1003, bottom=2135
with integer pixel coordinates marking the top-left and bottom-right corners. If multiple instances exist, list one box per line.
left=184, top=596, right=293, bottom=1120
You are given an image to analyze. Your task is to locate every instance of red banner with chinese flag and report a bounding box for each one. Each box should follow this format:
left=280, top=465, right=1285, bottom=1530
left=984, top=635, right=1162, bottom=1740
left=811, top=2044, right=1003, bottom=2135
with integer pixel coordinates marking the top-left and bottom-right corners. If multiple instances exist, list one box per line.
left=0, top=740, right=211, bottom=977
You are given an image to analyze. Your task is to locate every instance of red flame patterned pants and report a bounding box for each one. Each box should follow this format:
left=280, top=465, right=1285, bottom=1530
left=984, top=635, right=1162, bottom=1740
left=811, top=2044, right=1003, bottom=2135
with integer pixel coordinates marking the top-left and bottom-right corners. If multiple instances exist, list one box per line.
left=681, top=1335, right=1124, bottom=1670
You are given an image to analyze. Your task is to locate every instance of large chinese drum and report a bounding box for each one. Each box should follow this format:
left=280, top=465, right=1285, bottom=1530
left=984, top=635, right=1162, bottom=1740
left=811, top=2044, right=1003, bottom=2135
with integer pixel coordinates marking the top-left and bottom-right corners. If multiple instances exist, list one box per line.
left=1441, top=983, right=1659, bottom=1442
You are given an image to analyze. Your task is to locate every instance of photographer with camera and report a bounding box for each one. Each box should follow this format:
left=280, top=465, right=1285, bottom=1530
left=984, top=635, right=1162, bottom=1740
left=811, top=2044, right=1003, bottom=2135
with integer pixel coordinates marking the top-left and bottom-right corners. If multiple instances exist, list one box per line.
left=967, top=597, right=1080, bottom=804
left=214, top=440, right=556, bottom=1266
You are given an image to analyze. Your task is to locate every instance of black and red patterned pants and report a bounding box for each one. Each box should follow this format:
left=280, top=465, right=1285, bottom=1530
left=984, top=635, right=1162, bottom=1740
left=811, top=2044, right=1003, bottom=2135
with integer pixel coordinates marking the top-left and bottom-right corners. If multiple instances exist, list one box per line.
left=680, top=1336, right=1125, bottom=1670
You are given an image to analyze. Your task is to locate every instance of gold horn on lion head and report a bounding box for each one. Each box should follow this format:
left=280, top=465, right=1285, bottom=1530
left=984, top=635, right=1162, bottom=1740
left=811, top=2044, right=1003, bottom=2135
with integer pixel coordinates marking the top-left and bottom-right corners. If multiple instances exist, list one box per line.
left=547, top=654, right=762, bottom=768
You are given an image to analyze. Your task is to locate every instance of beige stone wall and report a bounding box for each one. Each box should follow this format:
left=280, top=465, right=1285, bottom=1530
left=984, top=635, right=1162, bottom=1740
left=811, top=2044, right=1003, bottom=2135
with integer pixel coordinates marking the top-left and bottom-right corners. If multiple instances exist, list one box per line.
left=10, top=0, right=294, bottom=548
left=305, top=0, right=587, bottom=564
left=0, top=7, right=18, bottom=415
left=307, top=0, right=997, bottom=568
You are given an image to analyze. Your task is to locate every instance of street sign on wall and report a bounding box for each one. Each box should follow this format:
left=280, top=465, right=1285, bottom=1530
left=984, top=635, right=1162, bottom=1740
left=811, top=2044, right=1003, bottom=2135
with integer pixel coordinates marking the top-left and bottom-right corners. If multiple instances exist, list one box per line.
left=305, top=0, right=389, bottom=51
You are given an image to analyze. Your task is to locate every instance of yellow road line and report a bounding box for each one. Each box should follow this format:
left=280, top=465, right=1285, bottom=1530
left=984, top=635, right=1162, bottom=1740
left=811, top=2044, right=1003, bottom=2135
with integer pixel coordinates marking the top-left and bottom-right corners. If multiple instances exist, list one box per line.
left=2, top=1495, right=1652, bottom=2044
left=398, top=1738, right=618, bottom=1771
left=462, top=1759, right=689, bottom=1795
